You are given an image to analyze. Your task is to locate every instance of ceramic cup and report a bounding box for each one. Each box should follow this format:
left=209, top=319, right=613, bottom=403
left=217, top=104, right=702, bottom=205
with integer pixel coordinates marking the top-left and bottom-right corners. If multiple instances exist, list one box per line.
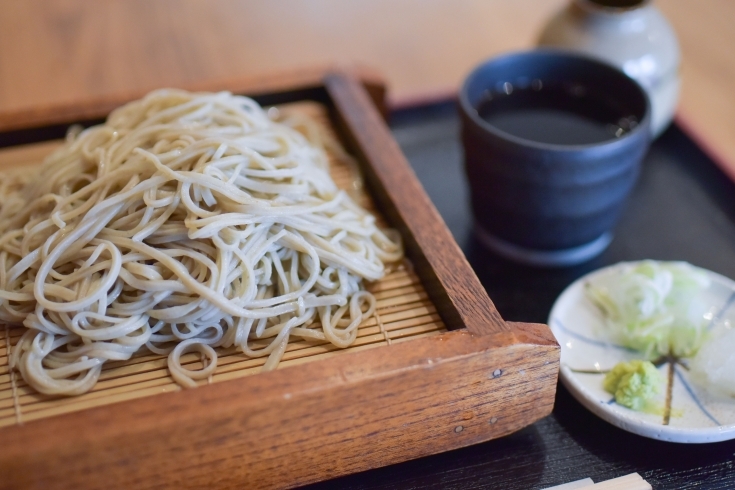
left=459, top=50, right=651, bottom=267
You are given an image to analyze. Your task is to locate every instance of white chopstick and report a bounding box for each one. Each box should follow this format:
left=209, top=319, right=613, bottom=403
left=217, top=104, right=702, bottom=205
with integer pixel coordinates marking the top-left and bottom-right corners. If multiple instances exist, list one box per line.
left=543, top=478, right=594, bottom=490
left=543, top=473, right=652, bottom=490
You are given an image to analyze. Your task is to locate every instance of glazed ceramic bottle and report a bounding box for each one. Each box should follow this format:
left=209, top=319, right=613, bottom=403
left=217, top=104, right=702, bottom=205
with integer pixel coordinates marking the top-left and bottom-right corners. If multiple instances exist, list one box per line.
left=538, top=0, right=680, bottom=137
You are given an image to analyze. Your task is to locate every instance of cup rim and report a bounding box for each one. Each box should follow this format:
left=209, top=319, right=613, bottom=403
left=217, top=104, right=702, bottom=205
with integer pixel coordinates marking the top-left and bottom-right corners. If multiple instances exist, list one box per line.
left=459, top=49, right=652, bottom=153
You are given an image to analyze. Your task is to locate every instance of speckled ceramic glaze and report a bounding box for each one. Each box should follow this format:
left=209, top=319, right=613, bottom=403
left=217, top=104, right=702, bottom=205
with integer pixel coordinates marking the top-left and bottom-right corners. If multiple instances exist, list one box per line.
left=549, top=262, right=735, bottom=443
left=459, top=50, right=651, bottom=267
left=538, top=0, right=680, bottom=137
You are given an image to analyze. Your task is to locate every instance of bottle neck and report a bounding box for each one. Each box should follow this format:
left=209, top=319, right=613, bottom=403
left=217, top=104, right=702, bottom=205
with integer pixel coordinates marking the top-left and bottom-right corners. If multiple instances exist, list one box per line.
left=573, top=0, right=651, bottom=16
left=572, top=0, right=653, bottom=30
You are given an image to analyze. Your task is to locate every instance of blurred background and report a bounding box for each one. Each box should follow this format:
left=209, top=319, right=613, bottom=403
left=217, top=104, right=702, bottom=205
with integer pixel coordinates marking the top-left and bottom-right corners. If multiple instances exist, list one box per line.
left=0, top=0, right=733, bottom=177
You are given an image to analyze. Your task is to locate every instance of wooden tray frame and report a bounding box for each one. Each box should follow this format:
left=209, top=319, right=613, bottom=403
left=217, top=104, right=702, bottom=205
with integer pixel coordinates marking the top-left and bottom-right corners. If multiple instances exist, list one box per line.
left=0, top=70, right=559, bottom=490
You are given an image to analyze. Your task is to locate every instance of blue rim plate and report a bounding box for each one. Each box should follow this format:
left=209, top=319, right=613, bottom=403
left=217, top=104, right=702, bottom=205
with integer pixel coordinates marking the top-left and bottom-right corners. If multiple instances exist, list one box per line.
left=549, top=261, right=735, bottom=443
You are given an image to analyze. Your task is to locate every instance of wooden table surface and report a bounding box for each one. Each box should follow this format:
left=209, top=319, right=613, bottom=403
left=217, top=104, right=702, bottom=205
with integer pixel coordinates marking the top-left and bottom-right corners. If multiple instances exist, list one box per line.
left=0, top=0, right=734, bottom=178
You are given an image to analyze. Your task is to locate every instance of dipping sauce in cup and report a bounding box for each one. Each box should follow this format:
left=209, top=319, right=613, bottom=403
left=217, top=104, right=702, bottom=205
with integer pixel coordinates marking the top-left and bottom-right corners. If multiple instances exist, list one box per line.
left=459, top=50, right=651, bottom=267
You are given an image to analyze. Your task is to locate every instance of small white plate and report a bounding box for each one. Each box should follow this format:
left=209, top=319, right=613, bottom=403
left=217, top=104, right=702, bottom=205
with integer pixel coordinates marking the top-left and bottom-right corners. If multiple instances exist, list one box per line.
left=549, top=261, right=735, bottom=443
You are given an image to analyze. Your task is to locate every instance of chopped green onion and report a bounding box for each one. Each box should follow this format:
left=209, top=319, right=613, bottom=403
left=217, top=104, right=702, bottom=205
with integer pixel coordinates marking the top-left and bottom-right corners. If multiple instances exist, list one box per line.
left=586, top=261, right=710, bottom=359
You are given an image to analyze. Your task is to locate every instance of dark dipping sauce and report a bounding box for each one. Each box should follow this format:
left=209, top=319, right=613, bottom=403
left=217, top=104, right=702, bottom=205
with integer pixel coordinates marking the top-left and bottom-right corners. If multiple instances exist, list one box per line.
left=476, top=80, right=639, bottom=145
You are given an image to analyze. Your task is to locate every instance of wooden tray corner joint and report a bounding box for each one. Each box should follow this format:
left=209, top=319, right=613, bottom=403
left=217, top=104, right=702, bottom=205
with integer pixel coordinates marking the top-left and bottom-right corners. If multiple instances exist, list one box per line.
left=0, top=70, right=560, bottom=490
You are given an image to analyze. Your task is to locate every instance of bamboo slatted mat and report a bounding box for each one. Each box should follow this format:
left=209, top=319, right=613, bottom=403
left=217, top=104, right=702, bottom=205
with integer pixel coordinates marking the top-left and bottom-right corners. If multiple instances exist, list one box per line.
left=0, top=101, right=447, bottom=429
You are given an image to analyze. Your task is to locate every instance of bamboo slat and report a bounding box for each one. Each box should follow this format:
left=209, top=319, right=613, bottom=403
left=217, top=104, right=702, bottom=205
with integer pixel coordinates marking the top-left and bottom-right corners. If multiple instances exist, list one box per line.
left=0, top=101, right=447, bottom=429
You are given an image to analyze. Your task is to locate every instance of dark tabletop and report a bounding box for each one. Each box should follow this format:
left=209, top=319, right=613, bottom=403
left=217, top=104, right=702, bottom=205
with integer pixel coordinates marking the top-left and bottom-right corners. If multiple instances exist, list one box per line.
left=305, top=102, right=735, bottom=490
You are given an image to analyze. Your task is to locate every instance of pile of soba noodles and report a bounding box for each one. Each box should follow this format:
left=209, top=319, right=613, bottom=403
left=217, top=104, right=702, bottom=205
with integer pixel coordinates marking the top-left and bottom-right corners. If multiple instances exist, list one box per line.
left=0, top=89, right=402, bottom=395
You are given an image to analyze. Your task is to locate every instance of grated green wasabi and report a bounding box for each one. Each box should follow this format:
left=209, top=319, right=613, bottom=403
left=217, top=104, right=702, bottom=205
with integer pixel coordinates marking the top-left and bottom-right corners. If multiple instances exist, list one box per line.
left=604, top=360, right=663, bottom=410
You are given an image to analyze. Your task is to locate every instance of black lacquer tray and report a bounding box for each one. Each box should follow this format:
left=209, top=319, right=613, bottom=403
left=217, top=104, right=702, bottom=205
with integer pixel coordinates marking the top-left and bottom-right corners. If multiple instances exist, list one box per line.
left=305, top=102, right=735, bottom=490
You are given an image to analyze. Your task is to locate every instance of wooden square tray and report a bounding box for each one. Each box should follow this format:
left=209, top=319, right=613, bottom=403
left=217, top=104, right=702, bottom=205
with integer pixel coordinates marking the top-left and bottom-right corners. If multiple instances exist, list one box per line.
left=0, top=70, right=559, bottom=490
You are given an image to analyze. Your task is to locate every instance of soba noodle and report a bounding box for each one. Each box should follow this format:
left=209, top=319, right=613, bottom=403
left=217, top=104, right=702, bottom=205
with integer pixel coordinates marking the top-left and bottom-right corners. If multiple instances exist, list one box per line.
left=0, top=89, right=402, bottom=395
